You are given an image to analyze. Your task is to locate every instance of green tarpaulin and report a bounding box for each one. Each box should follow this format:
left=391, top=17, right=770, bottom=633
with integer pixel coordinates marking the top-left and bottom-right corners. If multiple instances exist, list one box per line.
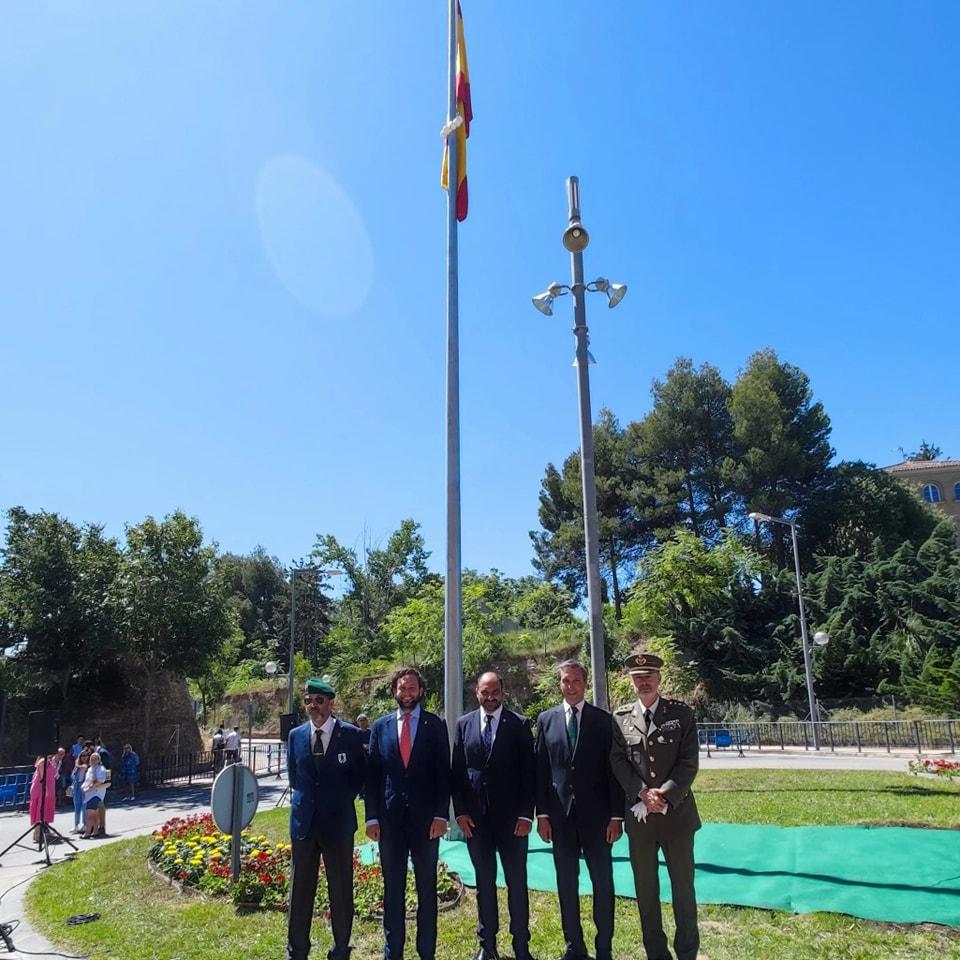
left=422, top=824, right=960, bottom=926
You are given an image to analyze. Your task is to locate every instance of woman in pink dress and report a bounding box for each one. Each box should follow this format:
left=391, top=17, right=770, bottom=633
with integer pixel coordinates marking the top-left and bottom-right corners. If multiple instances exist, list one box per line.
left=29, top=749, right=64, bottom=842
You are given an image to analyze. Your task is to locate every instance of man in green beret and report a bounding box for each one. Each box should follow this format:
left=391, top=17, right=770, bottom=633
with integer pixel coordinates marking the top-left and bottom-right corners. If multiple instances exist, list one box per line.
left=610, top=653, right=701, bottom=960
left=287, top=677, right=366, bottom=960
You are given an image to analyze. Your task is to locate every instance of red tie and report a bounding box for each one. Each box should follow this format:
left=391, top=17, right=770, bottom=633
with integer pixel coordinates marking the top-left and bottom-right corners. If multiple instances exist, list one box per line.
left=399, top=713, right=412, bottom=768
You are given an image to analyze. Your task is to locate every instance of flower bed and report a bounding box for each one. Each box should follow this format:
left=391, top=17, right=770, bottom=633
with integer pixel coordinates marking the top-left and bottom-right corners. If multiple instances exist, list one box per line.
left=908, top=757, right=960, bottom=780
left=148, top=814, right=462, bottom=917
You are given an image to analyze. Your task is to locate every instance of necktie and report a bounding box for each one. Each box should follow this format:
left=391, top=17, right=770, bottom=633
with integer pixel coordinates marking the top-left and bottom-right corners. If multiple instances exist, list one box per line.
left=644, top=709, right=653, bottom=730
left=566, top=706, right=578, bottom=754
left=482, top=714, right=493, bottom=756
left=313, top=727, right=324, bottom=771
left=399, top=713, right=412, bottom=768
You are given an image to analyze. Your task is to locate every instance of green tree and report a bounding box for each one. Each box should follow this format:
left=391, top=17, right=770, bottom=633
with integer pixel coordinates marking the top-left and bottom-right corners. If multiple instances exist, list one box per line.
left=725, top=349, right=833, bottom=566
left=115, top=511, right=232, bottom=755
left=312, top=519, right=431, bottom=662
left=636, top=357, right=735, bottom=539
left=621, top=530, right=783, bottom=701
left=900, top=440, right=944, bottom=461
left=215, top=548, right=291, bottom=662
left=0, top=507, right=120, bottom=700
left=532, top=409, right=677, bottom=619
left=800, top=461, right=939, bottom=559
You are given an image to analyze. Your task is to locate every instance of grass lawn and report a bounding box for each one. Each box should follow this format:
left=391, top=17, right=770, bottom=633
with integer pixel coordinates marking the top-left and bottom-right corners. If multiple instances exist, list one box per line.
left=25, top=770, right=960, bottom=960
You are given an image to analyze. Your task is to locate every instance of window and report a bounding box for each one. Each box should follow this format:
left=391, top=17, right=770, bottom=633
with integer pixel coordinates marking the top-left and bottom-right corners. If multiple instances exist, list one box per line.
left=954, top=482, right=960, bottom=501
left=922, top=483, right=942, bottom=503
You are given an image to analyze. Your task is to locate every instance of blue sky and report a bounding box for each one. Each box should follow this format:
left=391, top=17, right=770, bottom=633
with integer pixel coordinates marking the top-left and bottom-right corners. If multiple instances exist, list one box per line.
left=1, top=2, right=957, bottom=579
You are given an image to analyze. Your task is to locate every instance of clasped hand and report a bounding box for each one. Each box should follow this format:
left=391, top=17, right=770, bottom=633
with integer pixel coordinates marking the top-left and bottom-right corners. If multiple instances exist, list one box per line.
left=640, top=787, right=667, bottom=814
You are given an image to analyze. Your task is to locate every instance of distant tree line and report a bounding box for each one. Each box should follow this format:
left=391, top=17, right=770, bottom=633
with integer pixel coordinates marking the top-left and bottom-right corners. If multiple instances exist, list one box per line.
left=1, top=348, right=956, bottom=729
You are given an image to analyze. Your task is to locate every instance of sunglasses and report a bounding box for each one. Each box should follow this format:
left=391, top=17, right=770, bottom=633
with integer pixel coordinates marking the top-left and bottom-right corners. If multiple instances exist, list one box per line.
left=303, top=696, right=329, bottom=705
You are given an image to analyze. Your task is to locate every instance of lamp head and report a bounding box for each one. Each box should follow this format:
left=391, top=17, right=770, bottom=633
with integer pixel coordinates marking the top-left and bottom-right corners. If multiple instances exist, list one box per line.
left=813, top=631, right=830, bottom=647
left=562, top=221, right=590, bottom=253
left=606, top=282, right=627, bottom=308
left=531, top=282, right=567, bottom=316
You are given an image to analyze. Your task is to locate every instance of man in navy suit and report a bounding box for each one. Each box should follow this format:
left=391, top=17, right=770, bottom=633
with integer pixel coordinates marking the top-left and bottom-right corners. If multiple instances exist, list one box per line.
left=287, top=677, right=366, bottom=960
left=536, top=660, right=624, bottom=960
left=365, top=667, right=451, bottom=960
left=452, top=671, right=536, bottom=960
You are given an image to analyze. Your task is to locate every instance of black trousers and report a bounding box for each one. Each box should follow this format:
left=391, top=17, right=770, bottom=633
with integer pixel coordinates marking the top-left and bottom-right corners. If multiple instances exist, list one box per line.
left=288, top=825, right=355, bottom=960
left=627, top=829, right=698, bottom=960
left=465, top=818, right=530, bottom=955
left=379, top=815, right=440, bottom=960
left=550, top=813, right=614, bottom=960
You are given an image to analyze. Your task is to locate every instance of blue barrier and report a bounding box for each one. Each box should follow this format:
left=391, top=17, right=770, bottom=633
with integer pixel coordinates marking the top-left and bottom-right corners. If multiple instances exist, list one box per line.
left=0, top=773, right=30, bottom=808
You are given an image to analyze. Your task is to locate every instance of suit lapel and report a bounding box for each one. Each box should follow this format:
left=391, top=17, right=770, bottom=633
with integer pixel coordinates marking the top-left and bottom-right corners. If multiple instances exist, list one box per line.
left=649, top=700, right=666, bottom=738
left=625, top=701, right=646, bottom=737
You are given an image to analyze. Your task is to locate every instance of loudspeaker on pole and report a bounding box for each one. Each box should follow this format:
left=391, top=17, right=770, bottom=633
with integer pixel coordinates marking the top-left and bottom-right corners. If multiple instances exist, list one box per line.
left=27, top=710, right=60, bottom=758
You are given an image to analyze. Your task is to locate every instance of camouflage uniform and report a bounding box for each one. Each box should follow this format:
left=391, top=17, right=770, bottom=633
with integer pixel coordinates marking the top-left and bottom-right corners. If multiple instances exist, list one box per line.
left=611, top=696, right=701, bottom=960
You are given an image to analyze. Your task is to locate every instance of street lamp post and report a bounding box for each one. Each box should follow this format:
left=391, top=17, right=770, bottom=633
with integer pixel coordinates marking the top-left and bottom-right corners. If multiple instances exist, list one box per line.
left=749, top=511, right=820, bottom=750
left=531, top=176, right=627, bottom=711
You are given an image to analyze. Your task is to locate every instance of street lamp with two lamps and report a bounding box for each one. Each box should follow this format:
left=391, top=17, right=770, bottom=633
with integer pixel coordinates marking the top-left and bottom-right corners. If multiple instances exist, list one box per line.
left=530, top=176, right=628, bottom=711
left=748, top=511, right=823, bottom=749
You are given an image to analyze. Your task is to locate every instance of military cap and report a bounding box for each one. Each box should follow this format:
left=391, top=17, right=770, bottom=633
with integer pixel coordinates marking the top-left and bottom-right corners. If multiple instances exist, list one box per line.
left=305, top=677, right=335, bottom=697
left=624, top=652, right=664, bottom=675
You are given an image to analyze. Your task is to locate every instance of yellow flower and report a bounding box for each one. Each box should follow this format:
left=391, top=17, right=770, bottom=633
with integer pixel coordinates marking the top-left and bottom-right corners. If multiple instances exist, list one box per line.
left=174, top=857, right=184, bottom=865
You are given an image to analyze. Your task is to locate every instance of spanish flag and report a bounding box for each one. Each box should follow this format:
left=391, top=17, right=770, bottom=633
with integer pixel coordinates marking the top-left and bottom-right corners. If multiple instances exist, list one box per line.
left=441, top=2, right=472, bottom=222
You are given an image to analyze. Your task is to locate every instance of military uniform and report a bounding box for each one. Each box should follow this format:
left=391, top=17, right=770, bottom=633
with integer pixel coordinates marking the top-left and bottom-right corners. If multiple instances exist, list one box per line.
left=611, top=688, right=701, bottom=960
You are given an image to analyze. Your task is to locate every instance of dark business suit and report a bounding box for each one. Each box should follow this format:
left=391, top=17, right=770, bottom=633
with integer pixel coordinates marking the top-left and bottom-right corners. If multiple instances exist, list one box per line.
left=452, top=708, right=536, bottom=959
left=365, top=708, right=451, bottom=960
left=536, top=702, right=623, bottom=960
left=287, top=719, right=366, bottom=960
left=611, top=698, right=701, bottom=960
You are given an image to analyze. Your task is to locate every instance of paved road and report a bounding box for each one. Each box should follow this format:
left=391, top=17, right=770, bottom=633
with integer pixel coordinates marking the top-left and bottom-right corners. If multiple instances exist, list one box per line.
left=0, top=748, right=944, bottom=957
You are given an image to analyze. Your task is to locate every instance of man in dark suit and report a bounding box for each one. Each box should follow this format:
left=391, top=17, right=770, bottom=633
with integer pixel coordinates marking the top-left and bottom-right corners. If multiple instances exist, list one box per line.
left=287, top=678, right=366, bottom=960
left=536, top=659, right=624, bottom=960
left=365, top=667, right=451, bottom=960
left=452, top=671, right=536, bottom=960
left=611, top=652, right=701, bottom=960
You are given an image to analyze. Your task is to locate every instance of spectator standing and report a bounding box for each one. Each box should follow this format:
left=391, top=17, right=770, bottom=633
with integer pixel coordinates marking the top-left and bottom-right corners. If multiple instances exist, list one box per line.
left=224, top=726, right=241, bottom=764
left=70, top=748, right=90, bottom=833
left=95, top=737, right=111, bottom=771
left=29, top=749, right=64, bottom=846
left=121, top=744, right=140, bottom=801
left=81, top=753, right=108, bottom=839
left=212, top=727, right=226, bottom=771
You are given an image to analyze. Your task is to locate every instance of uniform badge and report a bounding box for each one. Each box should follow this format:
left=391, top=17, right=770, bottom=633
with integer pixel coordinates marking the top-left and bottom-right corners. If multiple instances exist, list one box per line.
left=338, top=752, right=347, bottom=764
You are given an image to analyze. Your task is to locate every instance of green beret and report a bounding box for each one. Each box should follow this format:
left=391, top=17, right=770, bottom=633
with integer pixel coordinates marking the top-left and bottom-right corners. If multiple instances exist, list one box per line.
left=305, top=678, right=335, bottom=697
left=624, top=652, right=664, bottom=675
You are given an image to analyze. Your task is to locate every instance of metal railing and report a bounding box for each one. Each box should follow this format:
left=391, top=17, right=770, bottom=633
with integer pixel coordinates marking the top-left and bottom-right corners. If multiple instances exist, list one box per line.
left=697, top=719, right=958, bottom=755
left=131, top=743, right=287, bottom=790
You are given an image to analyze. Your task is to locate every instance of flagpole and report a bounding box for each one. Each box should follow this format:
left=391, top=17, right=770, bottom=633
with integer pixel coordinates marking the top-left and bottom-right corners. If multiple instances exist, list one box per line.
left=443, top=0, right=464, bottom=754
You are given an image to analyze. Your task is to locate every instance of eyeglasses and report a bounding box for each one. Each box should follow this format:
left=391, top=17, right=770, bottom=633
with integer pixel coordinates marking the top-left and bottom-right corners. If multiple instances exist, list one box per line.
left=303, top=696, right=328, bottom=705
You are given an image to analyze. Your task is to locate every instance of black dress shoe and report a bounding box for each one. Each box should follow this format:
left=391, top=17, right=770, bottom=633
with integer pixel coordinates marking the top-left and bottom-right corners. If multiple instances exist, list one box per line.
left=473, top=949, right=499, bottom=960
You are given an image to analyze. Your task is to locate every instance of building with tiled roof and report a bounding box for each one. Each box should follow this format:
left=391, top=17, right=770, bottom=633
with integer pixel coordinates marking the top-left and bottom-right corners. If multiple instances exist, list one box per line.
left=883, top=459, right=960, bottom=523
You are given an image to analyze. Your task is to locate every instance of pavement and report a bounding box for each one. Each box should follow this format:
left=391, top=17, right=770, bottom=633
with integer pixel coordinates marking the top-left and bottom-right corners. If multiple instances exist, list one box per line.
left=0, top=746, right=945, bottom=958
left=0, top=776, right=289, bottom=958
